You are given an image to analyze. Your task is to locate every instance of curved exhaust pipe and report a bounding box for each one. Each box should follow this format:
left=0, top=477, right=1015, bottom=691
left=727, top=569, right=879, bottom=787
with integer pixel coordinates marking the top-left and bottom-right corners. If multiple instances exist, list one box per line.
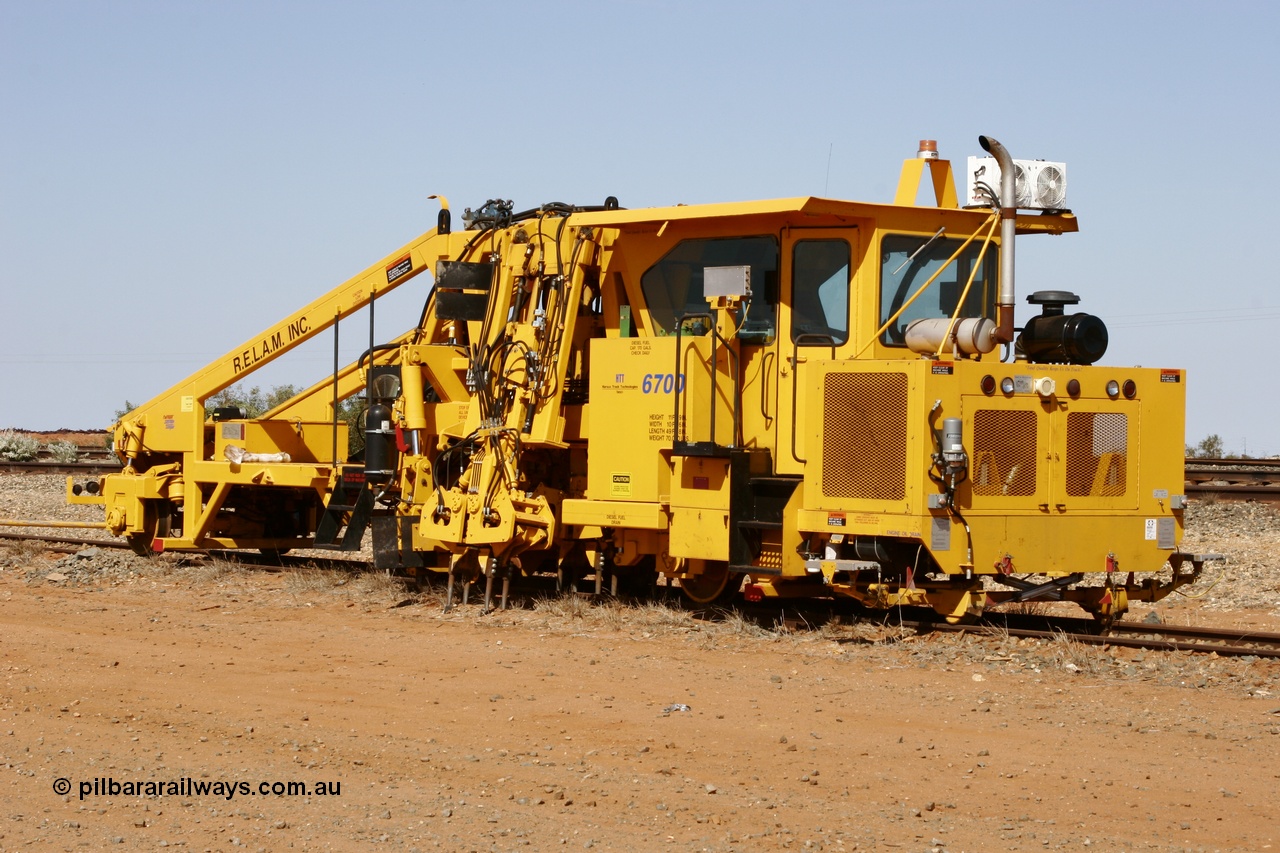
left=978, top=135, right=1017, bottom=344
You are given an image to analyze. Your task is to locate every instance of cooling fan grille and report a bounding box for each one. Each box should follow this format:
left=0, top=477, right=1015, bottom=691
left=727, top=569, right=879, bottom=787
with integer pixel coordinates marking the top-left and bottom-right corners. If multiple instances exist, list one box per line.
left=1036, top=164, right=1066, bottom=209
left=966, top=156, right=1068, bottom=210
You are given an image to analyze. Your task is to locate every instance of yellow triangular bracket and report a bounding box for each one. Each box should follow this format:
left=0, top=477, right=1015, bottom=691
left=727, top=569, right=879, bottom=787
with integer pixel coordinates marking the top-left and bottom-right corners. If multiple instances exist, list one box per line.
left=894, top=157, right=959, bottom=208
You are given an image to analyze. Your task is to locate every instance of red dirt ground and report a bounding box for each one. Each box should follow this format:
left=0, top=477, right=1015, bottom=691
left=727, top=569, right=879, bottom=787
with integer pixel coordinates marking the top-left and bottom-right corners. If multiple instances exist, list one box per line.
left=2, top=557, right=1278, bottom=852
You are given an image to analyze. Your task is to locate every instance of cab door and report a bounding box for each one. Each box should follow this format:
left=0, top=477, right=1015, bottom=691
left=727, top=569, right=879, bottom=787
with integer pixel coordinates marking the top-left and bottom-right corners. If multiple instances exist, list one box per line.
left=775, top=227, right=857, bottom=476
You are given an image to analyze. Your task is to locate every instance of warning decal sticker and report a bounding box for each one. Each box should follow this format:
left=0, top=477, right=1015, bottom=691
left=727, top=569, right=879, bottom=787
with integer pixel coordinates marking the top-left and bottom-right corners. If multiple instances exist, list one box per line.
left=386, top=255, right=413, bottom=284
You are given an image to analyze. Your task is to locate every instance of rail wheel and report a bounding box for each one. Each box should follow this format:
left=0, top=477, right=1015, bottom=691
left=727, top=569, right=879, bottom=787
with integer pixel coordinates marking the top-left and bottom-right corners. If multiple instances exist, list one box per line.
left=1086, top=585, right=1128, bottom=633
left=927, top=586, right=984, bottom=625
left=679, top=560, right=743, bottom=607
left=1090, top=606, right=1126, bottom=633
left=125, top=500, right=170, bottom=557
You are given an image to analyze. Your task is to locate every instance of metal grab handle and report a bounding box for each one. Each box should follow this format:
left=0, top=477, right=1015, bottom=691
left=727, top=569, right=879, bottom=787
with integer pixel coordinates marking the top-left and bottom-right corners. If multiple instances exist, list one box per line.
left=788, top=333, right=837, bottom=465
left=673, top=313, right=742, bottom=451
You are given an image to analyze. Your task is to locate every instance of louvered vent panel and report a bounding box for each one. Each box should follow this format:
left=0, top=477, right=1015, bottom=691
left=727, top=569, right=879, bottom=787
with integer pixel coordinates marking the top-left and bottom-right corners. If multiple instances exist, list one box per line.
left=971, top=410, right=1038, bottom=496
left=821, top=373, right=907, bottom=500
left=1066, top=412, right=1128, bottom=497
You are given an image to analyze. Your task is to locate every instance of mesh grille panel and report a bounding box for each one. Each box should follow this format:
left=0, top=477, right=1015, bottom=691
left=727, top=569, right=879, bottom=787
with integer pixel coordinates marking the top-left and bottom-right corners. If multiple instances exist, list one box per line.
left=821, top=373, right=907, bottom=500
left=1066, top=412, right=1128, bottom=497
left=971, top=410, right=1037, bottom=496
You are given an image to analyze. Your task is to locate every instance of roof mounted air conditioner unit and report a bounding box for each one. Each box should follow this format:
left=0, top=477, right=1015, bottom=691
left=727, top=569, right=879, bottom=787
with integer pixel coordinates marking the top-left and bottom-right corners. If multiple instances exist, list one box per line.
left=966, top=156, right=1067, bottom=211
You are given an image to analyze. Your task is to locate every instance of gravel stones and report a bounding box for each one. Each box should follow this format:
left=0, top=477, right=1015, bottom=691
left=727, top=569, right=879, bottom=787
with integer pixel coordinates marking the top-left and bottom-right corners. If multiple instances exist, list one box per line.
left=1181, top=500, right=1280, bottom=612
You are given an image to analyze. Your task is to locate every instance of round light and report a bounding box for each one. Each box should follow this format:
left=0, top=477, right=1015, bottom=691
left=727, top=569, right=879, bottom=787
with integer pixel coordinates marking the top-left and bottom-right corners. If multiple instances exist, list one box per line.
left=1000, top=376, right=1015, bottom=395
left=1123, top=379, right=1137, bottom=399
left=980, top=375, right=996, bottom=395
left=1106, top=379, right=1120, bottom=398
left=1066, top=378, right=1081, bottom=397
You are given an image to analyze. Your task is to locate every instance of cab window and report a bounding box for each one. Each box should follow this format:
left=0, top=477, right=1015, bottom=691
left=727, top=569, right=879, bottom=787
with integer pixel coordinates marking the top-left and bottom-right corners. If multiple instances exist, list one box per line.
left=641, top=236, right=778, bottom=340
left=791, top=239, right=850, bottom=345
left=879, top=234, right=996, bottom=346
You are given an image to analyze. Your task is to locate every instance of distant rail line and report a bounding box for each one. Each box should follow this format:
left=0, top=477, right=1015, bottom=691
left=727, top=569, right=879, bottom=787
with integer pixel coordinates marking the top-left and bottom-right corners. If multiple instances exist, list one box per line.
left=1185, top=456, right=1280, bottom=503
left=2, top=446, right=119, bottom=476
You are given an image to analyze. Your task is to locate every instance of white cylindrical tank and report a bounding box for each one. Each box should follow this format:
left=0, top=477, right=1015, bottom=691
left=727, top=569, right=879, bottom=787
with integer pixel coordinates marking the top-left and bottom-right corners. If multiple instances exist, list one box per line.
left=903, top=317, right=997, bottom=356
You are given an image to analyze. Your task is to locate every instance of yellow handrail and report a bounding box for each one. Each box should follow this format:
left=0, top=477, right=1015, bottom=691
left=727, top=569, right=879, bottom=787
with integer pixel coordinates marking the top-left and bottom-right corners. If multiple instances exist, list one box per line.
left=934, top=212, right=999, bottom=358
left=856, top=211, right=998, bottom=359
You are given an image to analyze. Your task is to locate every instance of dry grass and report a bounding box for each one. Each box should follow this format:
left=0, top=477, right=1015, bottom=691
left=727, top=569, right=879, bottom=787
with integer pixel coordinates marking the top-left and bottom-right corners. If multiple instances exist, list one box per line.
left=530, top=594, right=802, bottom=643
left=631, top=600, right=698, bottom=631
left=0, top=540, right=51, bottom=568
left=717, top=608, right=773, bottom=639
left=818, top=615, right=847, bottom=640
left=597, top=599, right=631, bottom=631
left=284, top=567, right=352, bottom=594
left=186, top=558, right=243, bottom=585
left=531, top=594, right=701, bottom=634
left=284, top=566, right=416, bottom=603
left=1048, top=629, right=1106, bottom=675
left=818, top=613, right=919, bottom=645
left=532, top=592, right=594, bottom=621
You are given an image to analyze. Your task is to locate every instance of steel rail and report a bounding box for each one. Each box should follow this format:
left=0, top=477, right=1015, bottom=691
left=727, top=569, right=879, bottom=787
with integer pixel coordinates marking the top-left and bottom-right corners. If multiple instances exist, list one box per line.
left=0, top=531, right=377, bottom=575
left=1189, top=457, right=1280, bottom=469
left=915, top=618, right=1280, bottom=659
left=0, top=531, right=128, bottom=550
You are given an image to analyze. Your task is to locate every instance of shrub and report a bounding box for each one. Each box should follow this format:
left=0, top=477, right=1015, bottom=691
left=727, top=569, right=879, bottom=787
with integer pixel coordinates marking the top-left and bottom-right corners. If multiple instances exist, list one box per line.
left=1186, top=434, right=1225, bottom=458
left=0, top=430, right=40, bottom=461
left=44, top=440, right=81, bottom=463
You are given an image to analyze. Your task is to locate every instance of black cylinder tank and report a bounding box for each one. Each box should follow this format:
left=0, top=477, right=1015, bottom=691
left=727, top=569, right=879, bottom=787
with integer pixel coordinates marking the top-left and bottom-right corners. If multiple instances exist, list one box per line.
left=1017, top=290, right=1108, bottom=365
left=364, top=400, right=397, bottom=485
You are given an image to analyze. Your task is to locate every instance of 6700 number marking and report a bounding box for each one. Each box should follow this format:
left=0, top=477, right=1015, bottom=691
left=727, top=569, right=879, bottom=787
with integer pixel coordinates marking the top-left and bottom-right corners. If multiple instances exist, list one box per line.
left=641, top=373, right=686, bottom=394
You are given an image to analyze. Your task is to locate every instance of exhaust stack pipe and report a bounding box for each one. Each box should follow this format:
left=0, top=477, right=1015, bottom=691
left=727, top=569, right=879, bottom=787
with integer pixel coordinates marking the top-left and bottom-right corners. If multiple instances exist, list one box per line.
left=978, top=135, right=1017, bottom=344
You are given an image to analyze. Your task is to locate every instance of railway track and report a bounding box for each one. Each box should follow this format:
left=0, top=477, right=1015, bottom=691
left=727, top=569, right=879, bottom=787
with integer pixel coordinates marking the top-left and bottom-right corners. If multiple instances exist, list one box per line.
left=0, top=530, right=374, bottom=574
left=891, top=611, right=1280, bottom=660
left=33, top=446, right=113, bottom=462
left=3, top=445, right=119, bottom=476
left=1185, top=456, right=1280, bottom=503
left=6, top=530, right=1278, bottom=659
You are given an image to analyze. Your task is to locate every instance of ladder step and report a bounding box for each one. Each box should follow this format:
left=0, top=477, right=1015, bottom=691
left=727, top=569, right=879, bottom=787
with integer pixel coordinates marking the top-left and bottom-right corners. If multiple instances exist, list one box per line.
left=729, top=564, right=782, bottom=576
left=737, top=520, right=783, bottom=530
left=672, top=441, right=732, bottom=458
left=748, top=476, right=801, bottom=486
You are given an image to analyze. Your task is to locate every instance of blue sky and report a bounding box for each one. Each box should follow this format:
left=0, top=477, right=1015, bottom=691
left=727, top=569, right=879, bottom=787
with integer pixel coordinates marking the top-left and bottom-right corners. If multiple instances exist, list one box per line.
left=2, top=1, right=1277, bottom=454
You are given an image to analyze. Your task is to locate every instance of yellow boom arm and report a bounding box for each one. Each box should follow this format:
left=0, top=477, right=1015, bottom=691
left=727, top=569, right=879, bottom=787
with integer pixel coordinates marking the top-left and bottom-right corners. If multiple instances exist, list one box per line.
left=111, top=224, right=456, bottom=460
